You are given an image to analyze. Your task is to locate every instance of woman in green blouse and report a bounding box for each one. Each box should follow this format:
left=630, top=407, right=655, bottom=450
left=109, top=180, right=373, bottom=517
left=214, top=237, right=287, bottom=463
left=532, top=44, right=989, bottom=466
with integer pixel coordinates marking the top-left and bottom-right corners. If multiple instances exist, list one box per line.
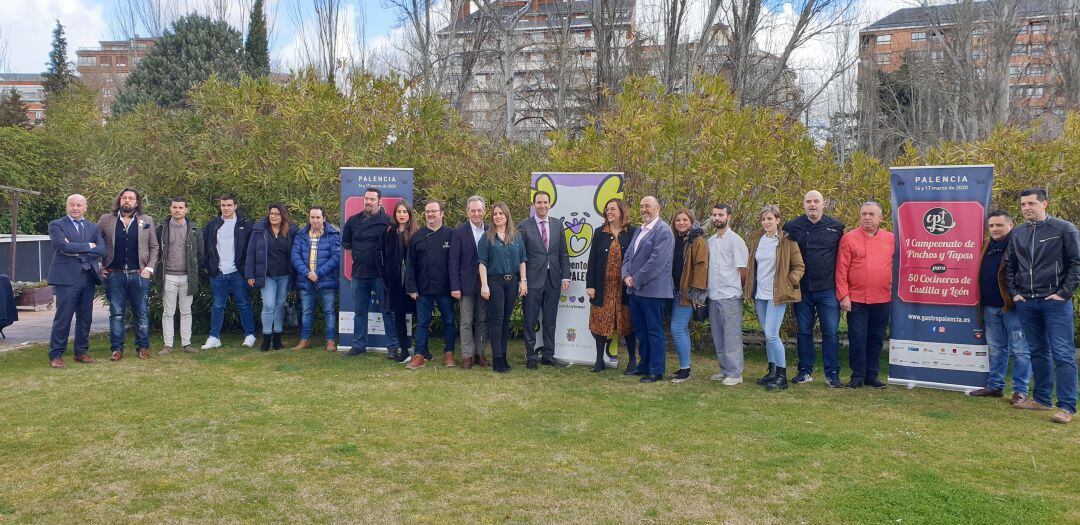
left=478, top=202, right=528, bottom=373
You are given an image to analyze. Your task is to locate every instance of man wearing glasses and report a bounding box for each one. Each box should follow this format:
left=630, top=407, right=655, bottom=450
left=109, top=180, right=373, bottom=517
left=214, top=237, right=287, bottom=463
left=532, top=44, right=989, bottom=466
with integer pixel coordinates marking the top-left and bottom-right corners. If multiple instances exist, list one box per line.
left=404, top=200, right=457, bottom=369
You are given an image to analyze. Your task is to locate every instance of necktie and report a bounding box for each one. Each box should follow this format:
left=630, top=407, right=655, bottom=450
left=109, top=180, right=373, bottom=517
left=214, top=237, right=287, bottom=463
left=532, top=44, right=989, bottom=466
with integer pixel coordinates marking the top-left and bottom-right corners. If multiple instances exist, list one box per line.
left=540, top=219, right=549, bottom=250
left=75, top=220, right=84, bottom=242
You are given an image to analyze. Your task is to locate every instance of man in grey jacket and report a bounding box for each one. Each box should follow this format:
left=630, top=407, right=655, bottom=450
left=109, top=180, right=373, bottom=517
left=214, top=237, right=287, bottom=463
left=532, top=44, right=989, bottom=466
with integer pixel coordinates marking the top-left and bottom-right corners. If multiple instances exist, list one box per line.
left=518, top=191, right=571, bottom=368
left=97, top=188, right=158, bottom=361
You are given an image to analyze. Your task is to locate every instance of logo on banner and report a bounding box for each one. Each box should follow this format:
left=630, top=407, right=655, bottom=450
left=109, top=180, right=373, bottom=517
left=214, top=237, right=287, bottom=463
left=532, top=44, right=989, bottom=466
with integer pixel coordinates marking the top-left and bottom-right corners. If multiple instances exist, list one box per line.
left=922, top=207, right=956, bottom=235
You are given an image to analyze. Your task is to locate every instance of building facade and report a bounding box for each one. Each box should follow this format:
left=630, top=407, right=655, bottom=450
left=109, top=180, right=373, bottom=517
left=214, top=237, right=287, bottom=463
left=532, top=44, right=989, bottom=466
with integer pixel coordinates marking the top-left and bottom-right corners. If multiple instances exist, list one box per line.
left=75, top=37, right=156, bottom=116
left=0, top=74, right=45, bottom=125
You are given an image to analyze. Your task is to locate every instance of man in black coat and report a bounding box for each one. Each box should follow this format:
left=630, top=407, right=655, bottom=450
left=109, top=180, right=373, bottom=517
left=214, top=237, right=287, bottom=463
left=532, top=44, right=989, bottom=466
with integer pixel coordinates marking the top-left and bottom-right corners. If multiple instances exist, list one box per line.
left=341, top=187, right=392, bottom=356
left=201, top=193, right=255, bottom=350
left=449, top=196, right=489, bottom=369
left=47, top=194, right=106, bottom=368
left=404, top=200, right=456, bottom=369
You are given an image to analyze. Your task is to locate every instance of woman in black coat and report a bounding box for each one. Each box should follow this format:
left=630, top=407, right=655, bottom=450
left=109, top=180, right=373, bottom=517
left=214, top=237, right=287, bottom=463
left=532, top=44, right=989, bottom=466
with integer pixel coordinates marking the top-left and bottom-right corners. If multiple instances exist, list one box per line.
left=245, top=203, right=298, bottom=351
left=584, top=198, right=638, bottom=373
left=382, top=201, right=417, bottom=362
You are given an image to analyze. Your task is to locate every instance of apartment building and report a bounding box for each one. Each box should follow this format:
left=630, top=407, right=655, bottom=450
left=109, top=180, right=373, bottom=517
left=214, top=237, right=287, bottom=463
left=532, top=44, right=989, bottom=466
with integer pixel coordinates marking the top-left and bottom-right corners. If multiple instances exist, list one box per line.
left=0, top=74, right=45, bottom=125
left=75, top=37, right=156, bottom=115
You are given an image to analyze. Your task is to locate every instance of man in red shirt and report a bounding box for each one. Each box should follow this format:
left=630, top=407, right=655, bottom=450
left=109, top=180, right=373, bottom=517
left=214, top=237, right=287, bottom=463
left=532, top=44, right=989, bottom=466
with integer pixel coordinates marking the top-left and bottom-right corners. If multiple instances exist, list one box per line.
left=836, top=202, right=895, bottom=389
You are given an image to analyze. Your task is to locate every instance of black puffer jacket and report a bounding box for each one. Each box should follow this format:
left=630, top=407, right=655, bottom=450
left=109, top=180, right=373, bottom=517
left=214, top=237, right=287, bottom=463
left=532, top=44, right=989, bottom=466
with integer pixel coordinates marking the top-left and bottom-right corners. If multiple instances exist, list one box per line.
left=1005, top=215, right=1080, bottom=299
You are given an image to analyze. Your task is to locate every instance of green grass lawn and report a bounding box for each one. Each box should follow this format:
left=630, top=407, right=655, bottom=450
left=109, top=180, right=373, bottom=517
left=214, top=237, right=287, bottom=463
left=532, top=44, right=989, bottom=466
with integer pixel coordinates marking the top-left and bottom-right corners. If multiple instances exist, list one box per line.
left=1, top=334, right=1077, bottom=524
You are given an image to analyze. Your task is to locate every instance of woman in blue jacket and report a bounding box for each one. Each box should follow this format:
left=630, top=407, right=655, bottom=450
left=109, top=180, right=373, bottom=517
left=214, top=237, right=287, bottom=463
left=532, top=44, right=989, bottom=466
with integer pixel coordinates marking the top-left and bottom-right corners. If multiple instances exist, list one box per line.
left=246, top=203, right=298, bottom=351
left=290, top=206, right=341, bottom=352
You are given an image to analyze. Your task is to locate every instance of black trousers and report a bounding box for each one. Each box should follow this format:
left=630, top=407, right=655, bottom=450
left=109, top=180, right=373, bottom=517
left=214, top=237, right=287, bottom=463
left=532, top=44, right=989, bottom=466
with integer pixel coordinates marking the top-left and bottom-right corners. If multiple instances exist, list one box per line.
left=486, top=276, right=518, bottom=360
left=522, top=282, right=559, bottom=360
left=50, top=270, right=97, bottom=359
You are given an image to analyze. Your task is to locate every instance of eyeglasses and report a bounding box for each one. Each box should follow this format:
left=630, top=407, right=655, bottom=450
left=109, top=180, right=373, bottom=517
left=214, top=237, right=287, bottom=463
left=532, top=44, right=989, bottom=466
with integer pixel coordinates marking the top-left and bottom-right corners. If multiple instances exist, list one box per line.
left=424, top=209, right=442, bottom=214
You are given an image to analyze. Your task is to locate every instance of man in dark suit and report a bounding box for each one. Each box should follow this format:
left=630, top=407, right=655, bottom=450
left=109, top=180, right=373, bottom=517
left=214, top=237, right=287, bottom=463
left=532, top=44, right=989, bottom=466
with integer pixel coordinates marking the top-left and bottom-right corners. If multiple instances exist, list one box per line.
left=449, top=196, right=489, bottom=369
left=518, top=190, right=571, bottom=368
left=47, top=194, right=106, bottom=368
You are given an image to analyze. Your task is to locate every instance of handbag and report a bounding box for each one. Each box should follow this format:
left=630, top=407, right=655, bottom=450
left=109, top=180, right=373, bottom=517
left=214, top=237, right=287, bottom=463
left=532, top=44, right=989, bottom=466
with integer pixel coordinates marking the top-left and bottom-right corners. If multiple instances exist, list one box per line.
left=692, top=300, right=710, bottom=322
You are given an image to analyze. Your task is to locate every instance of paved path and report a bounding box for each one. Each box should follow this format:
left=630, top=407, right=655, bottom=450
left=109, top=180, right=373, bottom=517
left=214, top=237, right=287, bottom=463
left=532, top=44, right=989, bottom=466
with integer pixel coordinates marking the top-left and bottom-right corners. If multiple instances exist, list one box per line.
left=0, top=299, right=109, bottom=353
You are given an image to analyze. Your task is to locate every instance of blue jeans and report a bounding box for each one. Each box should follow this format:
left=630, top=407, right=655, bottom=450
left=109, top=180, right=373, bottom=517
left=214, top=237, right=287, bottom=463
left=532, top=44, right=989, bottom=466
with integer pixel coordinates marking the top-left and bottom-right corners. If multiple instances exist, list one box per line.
left=259, top=275, right=290, bottom=334
left=794, top=288, right=841, bottom=378
left=209, top=271, right=255, bottom=338
left=415, top=294, right=457, bottom=359
left=755, top=299, right=788, bottom=368
left=670, top=291, right=694, bottom=369
left=984, top=306, right=1031, bottom=394
left=382, top=309, right=400, bottom=350
left=847, top=302, right=890, bottom=383
left=300, top=288, right=337, bottom=341
left=1015, top=298, right=1077, bottom=413
left=350, top=277, right=384, bottom=351
left=630, top=295, right=667, bottom=376
left=105, top=271, right=150, bottom=351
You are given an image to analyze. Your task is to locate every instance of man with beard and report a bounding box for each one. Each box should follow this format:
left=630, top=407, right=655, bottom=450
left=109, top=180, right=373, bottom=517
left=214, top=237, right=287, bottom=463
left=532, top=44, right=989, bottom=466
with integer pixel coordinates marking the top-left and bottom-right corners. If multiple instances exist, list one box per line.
left=706, top=204, right=749, bottom=385
left=404, top=200, right=457, bottom=369
left=341, top=187, right=392, bottom=356
left=97, top=188, right=159, bottom=360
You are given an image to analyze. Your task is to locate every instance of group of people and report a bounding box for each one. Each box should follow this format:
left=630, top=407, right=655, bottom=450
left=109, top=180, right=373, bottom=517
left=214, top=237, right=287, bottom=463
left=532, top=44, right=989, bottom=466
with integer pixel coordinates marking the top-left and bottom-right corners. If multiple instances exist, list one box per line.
left=44, top=186, right=1079, bottom=424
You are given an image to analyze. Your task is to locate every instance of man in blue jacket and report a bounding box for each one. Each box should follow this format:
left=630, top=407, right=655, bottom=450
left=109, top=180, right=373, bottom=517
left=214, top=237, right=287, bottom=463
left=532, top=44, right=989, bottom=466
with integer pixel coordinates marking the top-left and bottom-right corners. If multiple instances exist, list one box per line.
left=47, top=194, right=106, bottom=368
left=622, top=196, right=675, bottom=383
left=449, top=196, right=489, bottom=369
left=291, top=206, right=341, bottom=351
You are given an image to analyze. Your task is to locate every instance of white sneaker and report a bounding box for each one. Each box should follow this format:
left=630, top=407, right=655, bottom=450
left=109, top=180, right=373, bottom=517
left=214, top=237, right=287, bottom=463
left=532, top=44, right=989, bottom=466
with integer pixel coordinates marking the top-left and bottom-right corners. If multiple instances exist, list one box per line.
left=721, top=376, right=743, bottom=386
left=709, top=373, right=727, bottom=381
left=242, top=335, right=256, bottom=347
left=201, top=337, right=222, bottom=350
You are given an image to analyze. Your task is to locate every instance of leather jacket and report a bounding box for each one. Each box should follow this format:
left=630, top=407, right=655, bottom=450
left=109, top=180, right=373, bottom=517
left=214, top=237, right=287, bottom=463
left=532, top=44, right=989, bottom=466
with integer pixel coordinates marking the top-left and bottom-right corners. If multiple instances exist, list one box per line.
left=1005, top=215, right=1080, bottom=300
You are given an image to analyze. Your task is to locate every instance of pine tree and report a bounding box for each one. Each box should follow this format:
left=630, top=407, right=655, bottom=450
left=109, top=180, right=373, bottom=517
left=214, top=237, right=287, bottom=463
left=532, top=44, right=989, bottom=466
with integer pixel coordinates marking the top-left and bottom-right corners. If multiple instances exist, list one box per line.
left=42, top=20, right=77, bottom=99
left=0, top=88, right=29, bottom=128
left=112, top=14, right=243, bottom=114
left=243, top=0, right=270, bottom=78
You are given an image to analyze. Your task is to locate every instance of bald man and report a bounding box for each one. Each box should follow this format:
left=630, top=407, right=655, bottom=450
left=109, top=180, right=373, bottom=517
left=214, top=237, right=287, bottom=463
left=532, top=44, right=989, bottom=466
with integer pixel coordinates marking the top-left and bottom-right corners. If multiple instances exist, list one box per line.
left=783, top=190, right=845, bottom=388
left=47, top=194, right=107, bottom=368
left=622, top=196, right=675, bottom=382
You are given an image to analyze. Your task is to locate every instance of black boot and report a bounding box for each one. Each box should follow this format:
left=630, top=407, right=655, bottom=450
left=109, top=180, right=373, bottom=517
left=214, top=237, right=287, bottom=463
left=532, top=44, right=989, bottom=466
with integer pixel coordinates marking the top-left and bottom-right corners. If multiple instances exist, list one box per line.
left=623, top=336, right=638, bottom=375
left=592, top=335, right=610, bottom=372
left=756, top=362, right=776, bottom=385
left=493, top=355, right=511, bottom=373
left=260, top=335, right=272, bottom=352
left=767, top=367, right=788, bottom=391
left=272, top=332, right=282, bottom=350
left=387, top=347, right=399, bottom=361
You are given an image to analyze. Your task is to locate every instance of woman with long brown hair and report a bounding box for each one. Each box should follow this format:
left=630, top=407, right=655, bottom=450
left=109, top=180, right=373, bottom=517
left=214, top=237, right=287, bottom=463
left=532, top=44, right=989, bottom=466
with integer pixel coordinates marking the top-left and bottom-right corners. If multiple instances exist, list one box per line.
left=585, top=198, right=638, bottom=373
left=478, top=202, right=527, bottom=373
left=245, top=203, right=298, bottom=351
left=382, top=201, right=418, bottom=362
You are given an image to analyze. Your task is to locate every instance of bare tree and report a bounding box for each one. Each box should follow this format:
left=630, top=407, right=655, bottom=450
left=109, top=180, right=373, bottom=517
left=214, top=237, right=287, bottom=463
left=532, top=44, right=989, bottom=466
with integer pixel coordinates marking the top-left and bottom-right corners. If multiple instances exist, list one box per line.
left=0, top=24, right=8, bottom=72
left=110, top=0, right=182, bottom=38
left=289, top=0, right=344, bottom=84
left=474, top=0, right=532, bottom=140
left=661, top=0, right=691, bottom=91
left=1048, top=0, right=1080, bottom=110
left=589, top=0, right=635, bottom=113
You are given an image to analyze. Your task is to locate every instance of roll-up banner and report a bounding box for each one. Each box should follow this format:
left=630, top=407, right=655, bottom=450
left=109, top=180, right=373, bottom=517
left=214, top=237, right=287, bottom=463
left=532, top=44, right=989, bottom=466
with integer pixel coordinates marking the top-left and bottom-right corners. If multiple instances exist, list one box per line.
left=530, top=172, right=625, bottom=365
left=888, top=165, right=994, bottom=392
left=339, top=167, right=414, bottom=350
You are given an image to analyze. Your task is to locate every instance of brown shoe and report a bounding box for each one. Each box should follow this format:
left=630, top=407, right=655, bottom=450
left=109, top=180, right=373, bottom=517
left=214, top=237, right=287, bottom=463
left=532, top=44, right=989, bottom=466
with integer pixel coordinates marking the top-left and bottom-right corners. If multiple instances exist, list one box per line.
left=110, top=350, right=123, bottom=361
left=325, top=340, right=338, bottom=352
left=137, top=348, right=150, bottom=359
left=74, top=354, right=96, bottom=364
left=462, top=356, right=473, bottom=370
left=1014, top=399, right=1051, bottom=411
left=476, top=354, right=490, bottom=367
left=443, top=351, right=456, bottom=368
left=1052, top=409, right=1073, bottom=424
left=293, top=339, right=310, bottom=350
left=967, top=388, right=1003, bottom=398
left=406, top=353, right=427, bottom=370
left=159, top=346, right=173, bottom=356
left=49, top=358, right=66, bottom=369
left=182, top=345, right=197, bottom=353
left=1010, top=392, right=1028, bottom=406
